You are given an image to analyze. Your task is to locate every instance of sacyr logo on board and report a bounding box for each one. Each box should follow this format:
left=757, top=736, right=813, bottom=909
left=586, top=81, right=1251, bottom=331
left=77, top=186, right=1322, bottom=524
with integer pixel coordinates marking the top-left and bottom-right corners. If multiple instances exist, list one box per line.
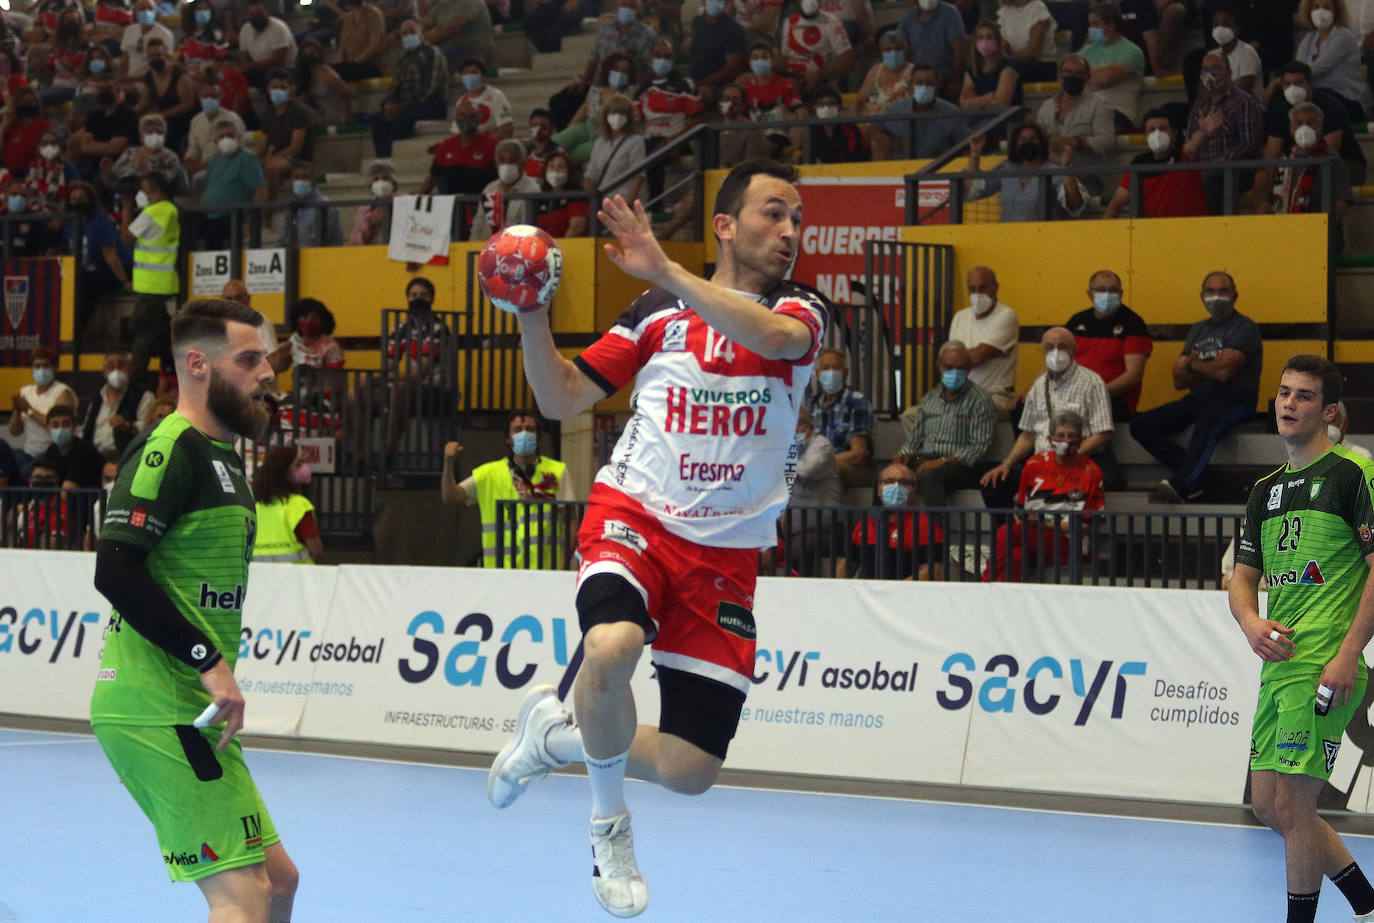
left=752, top=649, right=918, bottom=693
left=399, top=611, right=572, bottom=688
left=936, top=653, right=1148, bottom=726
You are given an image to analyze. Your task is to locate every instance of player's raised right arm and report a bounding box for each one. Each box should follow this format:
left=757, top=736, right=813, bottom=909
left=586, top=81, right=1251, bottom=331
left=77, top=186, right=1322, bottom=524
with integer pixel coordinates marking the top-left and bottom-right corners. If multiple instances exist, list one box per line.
left=514, top=310, right=607, bottom=420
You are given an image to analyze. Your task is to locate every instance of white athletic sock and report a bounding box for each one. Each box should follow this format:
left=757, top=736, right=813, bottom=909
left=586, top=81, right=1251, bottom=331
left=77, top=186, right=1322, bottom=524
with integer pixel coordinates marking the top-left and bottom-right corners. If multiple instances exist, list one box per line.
left=586, top=750, right=630, bottom=820
left=545, top=720, right=585, bottom=764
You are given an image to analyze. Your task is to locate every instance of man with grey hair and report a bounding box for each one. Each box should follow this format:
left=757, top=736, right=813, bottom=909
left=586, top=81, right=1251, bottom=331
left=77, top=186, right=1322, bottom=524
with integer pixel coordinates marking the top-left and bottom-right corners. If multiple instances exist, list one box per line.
left=201, top=119, right=267, bottom=249
left=895, top=339, right=995, bottom=506
left=185, top=74, right=245, bottom=181
left=112, top=113, right=190, bottom=200
left=471, top=138, right=541, bottom=240
left=1264, top=101, right=1353, bottom=252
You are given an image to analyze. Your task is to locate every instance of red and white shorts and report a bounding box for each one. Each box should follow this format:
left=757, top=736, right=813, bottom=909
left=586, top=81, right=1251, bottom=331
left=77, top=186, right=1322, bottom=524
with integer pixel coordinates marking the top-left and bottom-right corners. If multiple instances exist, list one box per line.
left=576, top=485, right=758, bottom=695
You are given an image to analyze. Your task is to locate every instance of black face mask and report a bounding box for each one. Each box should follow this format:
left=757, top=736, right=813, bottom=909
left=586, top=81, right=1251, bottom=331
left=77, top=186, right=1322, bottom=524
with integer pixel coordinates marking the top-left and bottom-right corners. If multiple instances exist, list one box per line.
left=408, top=296, right=432, bottom=313
left=301, top=54, right=320, bottom=67
left=18, top=104, right=38, bottom=118
left=97, top=89, right=117, bottom=106
left=70, top=199, right=92, bottom=214
left=1015, top=140, right=1041, bottom=161
left=1060, top=75, right=1086, bottom=97
left=249, top=14, right=269, bottom=29
left=149, top=58, right=166, bottom=72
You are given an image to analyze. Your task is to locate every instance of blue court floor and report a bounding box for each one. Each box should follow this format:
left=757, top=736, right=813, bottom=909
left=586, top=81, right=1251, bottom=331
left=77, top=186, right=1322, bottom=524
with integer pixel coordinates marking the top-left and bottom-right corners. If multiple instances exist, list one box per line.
left=2, top=726, right=1371, bottom=921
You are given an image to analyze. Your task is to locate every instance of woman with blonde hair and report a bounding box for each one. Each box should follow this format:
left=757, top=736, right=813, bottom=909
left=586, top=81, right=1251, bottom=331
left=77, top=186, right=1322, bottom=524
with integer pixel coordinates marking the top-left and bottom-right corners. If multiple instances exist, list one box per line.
left=583, top=95, right=645, bottom=205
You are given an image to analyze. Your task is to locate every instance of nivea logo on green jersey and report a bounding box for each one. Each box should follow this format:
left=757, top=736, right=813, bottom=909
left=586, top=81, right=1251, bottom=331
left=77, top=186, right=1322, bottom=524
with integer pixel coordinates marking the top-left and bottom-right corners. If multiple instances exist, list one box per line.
left=1267, top=560, right=1325, bottom=586
left=199, top=583, right=246, bottom=610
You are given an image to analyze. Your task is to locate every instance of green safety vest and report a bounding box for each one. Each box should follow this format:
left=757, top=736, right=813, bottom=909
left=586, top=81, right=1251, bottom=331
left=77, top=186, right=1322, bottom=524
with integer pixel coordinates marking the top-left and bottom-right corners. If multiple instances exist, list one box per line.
left=473, top=456, right=567, bottom=568
left=253, top=493, right=315, bottom=563
left=132, top=199, right=180, bottom=295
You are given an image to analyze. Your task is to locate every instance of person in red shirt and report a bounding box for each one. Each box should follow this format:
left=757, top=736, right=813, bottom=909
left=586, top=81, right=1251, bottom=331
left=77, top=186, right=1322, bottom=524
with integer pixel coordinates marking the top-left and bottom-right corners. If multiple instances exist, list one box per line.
left=837, top=461, right=945, bottom=579
left=736, top=42, right=806, bottom=120
left=985, top=410, right=1104, bottom=582
left=536, top=150, right=588, bottom=238
left=1103, top=108, right=1208, bottom=219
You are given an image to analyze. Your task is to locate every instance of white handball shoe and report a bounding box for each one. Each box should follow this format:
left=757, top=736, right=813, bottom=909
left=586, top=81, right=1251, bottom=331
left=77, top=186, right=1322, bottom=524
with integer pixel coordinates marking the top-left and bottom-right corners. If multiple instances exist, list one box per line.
left=590, top=813, right=649, bottom=918
left=486, top=685, right=570, bottom=809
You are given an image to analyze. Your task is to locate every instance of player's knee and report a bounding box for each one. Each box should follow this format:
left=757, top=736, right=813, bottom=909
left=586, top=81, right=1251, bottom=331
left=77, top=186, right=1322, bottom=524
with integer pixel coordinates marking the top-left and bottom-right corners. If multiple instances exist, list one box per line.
left=582, top=621, right=646, bottom=671
left=1250, top=794, right=1279, bottom=830
left=576, top=574, right=651, bottom=667
left=1268, top=786, right=1313, bottom=832
left=659, top=760, right=719, bottom=796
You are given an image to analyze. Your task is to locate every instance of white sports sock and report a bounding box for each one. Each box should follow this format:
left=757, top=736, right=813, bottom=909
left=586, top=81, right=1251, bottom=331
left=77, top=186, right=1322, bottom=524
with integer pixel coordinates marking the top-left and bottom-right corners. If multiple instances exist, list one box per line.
left=545, top=720, right=585, bottom=764
left=586, top=750, right=630, bottom=820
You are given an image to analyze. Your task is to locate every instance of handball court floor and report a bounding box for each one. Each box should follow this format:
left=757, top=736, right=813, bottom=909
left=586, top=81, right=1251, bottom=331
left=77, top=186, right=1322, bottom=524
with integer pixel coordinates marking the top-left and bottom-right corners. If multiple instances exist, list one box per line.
left=6, top=724, right=1374, bottom=922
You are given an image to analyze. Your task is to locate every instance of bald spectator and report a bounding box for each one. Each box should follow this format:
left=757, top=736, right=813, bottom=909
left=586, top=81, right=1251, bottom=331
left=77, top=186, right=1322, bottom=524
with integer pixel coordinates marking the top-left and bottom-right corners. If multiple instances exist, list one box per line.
left=1184, top=50, right=1263, bottom=214
left=947, top=266, right=1018, bottom=414
left=222, top=278, right=252, bottom=305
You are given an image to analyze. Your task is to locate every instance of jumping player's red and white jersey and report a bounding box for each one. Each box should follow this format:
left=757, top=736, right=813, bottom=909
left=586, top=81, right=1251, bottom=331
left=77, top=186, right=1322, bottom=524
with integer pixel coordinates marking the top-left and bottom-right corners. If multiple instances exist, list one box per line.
left=574, top=282, right=827, bottom=549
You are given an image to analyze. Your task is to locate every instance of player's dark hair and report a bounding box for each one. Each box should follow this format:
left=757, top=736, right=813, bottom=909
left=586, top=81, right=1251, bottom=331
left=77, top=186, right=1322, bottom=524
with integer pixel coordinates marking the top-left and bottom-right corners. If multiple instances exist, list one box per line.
left=171, top=297, right=267, bottom=355
left=713, top=159, right=799, bottom=223
left=252, top=445, right=301, bottom=503
left=288, top=297, right=336, bottom=335
left=1283, top=354, right=1343, bottom=407
left=46, top=404, right=76, bottom=423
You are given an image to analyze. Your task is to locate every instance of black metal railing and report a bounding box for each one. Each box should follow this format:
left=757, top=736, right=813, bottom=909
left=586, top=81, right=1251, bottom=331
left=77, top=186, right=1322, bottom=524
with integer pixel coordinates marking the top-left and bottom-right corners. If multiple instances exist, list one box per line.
left=379, top=307, right=462, bottom=476
left=856, top=239, right=954, bottom=416
left=0, top=486, right=104, bottom=551
left=493, top=499, right=581, bottom=570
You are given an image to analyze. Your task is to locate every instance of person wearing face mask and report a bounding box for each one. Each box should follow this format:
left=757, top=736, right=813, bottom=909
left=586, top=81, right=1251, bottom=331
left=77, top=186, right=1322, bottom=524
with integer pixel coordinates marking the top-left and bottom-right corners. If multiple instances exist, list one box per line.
left=457, top=56, right=514, bottom=138
left=282, top=298, right=344, bottom=381
left=870, top=61, right=965, bottom=160
left=183, top=75, right=245, bottom=180
left=380, top=276, right=457, bottom=456
left=439, top=411, right=574, bottom=568
left=112, top=113, right=190, bottom=205
left=896, top=0, right=967, bottom=99
left=996, top=0, right=1059, bottom=84
left=25, top=129, right=77, bottom=211
left=854, top=30, right=917, bottom=121
left=980, top=326, right=1113, bottom=508
left=421, top=99, right=497, bottom=200
left=420, top=0, right=495, bottom=73
left=736, top=42, right=808, bottom=130
left=806, top=347, right=874, bottom=488
left=471, top=138, right=541, bottom=240
left=579, top=0, right=655, bottom=91
left=1182, top=50, right=1263, bottom=214
left=258, top=69, right=314, bottom=195
left=1267, top=102, right=1353, bottom=252
left=1185, top=5, right=1259, bottom=101
left=0, top=86, right=51, bottom=177
left=535, top=151, right=588, bottom=237
left=556, top=52, right=638, bottom=163
left=947, top=265, right=1018, bottom=414
left=139, top=37, right=196, bottom=151
left=9, top=346, right=76, bottom=469
left=1103, top=108, right=1207, bottom=219
left=348, top=159, right=400, bottom=245
left=583, top=98, right=645, bottom=206
left=281, top=160, right=342, bottom=247
left=237, top=0, right=298, bottom=89
left=1064, top=269, right=1152, bottom=429
left=1296, top=0, right=1365, bottom=124
left=69, top=75, right=140, bottom=173
left=634, top=38, right=703, bottom=199
left=32, top=403, right=106, bottom=489
left=12, top=460, right=70, bottom=549
left=809, top=84, right=869, bottom=163
left=959, top=19, right=1021, bottom=113
left=200, top=120, right=267, bottom=249
left=251, top=445, right=326, bottom=563
left=68, top=180, right=133, bottom=352
left=1130, top=270, right=1262, bottom=504
left=81, top=351, right=154, bottom=459
left=716, top=84, right=776, bottom=162
left=965, top=119, right=1086, bottom=220
left=836, top=462, right=945, bottom=579
left=118, top=0, right=175, bottom=81
left=779, top=0, right=855, bottom=95
left=685, top=0, right=747, bottom=104
left=984, top=410, right=1103, bottom=582
left=120, top=171, right=179, bottom=385
left=1255, top=60, right=1366, bottom=204
left=524, top=108, right=563, bottom=179
left=373, top=20, right=448, bottom=158
left=1076, top=2, right=1144, bottom=132
left=1032, top=54, right=1113, bottom=187
left=894, top=340, right=995, bottom=506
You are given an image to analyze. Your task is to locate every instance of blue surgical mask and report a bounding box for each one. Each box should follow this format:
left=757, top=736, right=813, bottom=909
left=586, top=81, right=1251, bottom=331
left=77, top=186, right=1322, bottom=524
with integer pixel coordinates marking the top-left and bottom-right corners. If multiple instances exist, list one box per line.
left=200, top=96, right=220, bottom=114
left=511, top=431, right=538, bottom=456
left=1092, top=291, right=1121, bottom=314
left=750, top=58, right=771, bottom=78
left=401, top=32, right=421, bottom=51
left=704, top=0, right=725, bottom=13
left=651, top=57, right=672, bottom=77
left=269, top=88, right=288, bottom=105
left=50, top=427, right=72, bottom=446
left=880, top=482, right=910, bottom=507
left=33, top=367, right=54, bottom=386
left=1088, top=26, right=1108, bottom=45
left=941, top=368, right=967, bottom=391
left=89, top=59, right=106, bottom=73
left=617, top=6, right=635, bottom=24
left=195, top=7, right=212, bottom=23
left=817, top=368, right=844, bottom=394
left=882, top=50, right=904, bottom=69
left=462, top=72, right=482, bottom=92
left=912, top=85, right=935, bottom=105
left=7, top=195, right=25, bottom=213
left=292, top=179, right=312, bottom=197
left=607, top=70, right=628, bottom=89
left=137, top=9, right=155, bottom=24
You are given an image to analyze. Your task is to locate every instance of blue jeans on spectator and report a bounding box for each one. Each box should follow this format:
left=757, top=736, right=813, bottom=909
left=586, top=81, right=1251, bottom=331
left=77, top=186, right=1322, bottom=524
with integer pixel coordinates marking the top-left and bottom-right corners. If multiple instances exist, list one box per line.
left=370, top=95, right=447, bottom=157
left=1128, top=392, right=1253, bottom=497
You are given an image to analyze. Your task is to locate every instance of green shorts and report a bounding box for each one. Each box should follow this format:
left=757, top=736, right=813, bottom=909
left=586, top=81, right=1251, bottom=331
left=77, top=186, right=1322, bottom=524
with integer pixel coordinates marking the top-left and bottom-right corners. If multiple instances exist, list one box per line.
left=92, top=723, right=279, bottom=883
left=1249, top=671, right=1368, bottom=780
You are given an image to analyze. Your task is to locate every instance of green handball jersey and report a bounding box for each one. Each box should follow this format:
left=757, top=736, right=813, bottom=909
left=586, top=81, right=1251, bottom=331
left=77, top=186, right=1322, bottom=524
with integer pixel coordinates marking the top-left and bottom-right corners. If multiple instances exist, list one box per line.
left=1236, top=445, right=1374, bottom=682
left=90, top=412, right=256, bottom=726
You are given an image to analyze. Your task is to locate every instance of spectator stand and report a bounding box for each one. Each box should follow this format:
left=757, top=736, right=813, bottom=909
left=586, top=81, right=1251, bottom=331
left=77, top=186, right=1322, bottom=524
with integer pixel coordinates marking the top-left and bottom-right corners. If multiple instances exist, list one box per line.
left=0, top=485, right=104, bottom=551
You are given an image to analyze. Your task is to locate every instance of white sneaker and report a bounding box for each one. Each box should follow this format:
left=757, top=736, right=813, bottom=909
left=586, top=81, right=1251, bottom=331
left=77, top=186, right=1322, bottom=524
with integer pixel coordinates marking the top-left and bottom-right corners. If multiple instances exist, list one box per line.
left=486, top=685, right=569, bottom=809
left=1355, top=910, right=1374, bottom=920
left=590, top=814, right=649, bottom=918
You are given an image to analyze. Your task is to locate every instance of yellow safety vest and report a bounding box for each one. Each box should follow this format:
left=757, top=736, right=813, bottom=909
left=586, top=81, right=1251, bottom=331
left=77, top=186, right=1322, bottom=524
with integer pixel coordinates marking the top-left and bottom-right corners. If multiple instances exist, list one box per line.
left=473, top=456, right=566, bottom=568
left=253, top=493, right=315, bottom=563
left=132, top=199, right=180, bottom=295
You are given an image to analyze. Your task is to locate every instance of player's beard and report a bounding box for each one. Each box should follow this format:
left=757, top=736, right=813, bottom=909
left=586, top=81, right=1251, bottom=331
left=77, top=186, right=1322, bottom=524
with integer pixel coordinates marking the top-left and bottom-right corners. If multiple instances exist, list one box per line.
left=207, top=368, right=270, bottom=440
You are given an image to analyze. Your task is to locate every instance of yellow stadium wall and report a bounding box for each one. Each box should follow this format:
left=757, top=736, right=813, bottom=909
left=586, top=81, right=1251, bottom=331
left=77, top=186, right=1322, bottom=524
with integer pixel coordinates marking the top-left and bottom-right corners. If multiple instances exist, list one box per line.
left=0, top=257, right=75, bottom=405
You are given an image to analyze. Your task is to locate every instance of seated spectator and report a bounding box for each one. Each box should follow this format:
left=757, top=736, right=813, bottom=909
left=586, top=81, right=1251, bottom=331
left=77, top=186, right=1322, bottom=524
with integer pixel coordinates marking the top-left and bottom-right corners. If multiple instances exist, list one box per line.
left=960, top=19, right=1022, bottom=114
left=807, top=346, right=873, bottom=487
left=1, top=84, right=51, bottom=178
left=26, top=130, right=78, bottom=211
left=201, top=119, right=267, bottom=249
left=40, top=9, right=90, bottom=107
left=421, top=99, right=497, bottom=206
left=735, top=0, right=783, bottom=42
left=736, top=43, right=806, bottom=124
left=583, top=95, right=645, bottom=204
left=333, top=0, right=385, bottom=81
left=1184, top=50, right=1264, bottom=214
left=635, top=38, right=702, bottom=197
left=779, top=0, right=854, bottom=97
left=238, top=0, right=298, bottom=89
left=472, top=138, right=541, bottom=239
left=1066, top=268, right=1152, bottom=425
left=423, top=0, right=495, bottom=73
left=349, top=159, right=398, bottom=245
left=282, top=297, right=345, bottom=374
left=536, top=150, right=589, bottom=237
left=1256, top=61, right=1366, bottom=196
left=67, top=181, right=132, bottom=351
left=836, top=461, right=945, bottom=579
left=119, top=0, right=175, bottom=82
left=213, top=53, right=253, bottom=120
left=965, top=121, right=1086, bottom=221
left=854, top=30, right=917, bottom=119
left=997, top=0, right=1058, bottom=83
left=283, top=162, right=342, bottom=247
left=1297, top=0, right=1365, bottom=124
left=274, top=296, right=344, bottom=421
left=8, top=346, right=77, bottom=469
left=810, top=84, right=870, bottom=163
left=112, top=113, right=189, bottom=201
left=580, top=0, right=656, bottom=89
left=10, top=460, right=72, bottom=549
left=382, top=277, right=455, bottom=456
left=894, top=339, right=995, bottom=506
left=371, top=21, right=448, bottom=158
left=72, top=47, right=116, bottom=121
left=774, top=405, right=841, bottom=576
left=984, top=409, right=1103, bottom=582
left=717, top=82, right=779, bottom=162
left=184, top=74, right=244, bottom=181
left=80, top=351, right=153, bottom=460
left=1104, top=107, right=1208, bottom=218
left=1192, top=4, right=1260, bottom=99
left=821, top=0, right=875, bottom=47
left=1266, top=103, right=1354, bottom=251
left=897, top=0, right=968, bottom=99
left=557, top=51, right=637, bottom=164
left=259, top=69, right=314, bottom=196
left=979, top=325, right=1114, bottom=509
left=251, top=445, right=325, bottom=563
left=1034, top=55, right=1114, bottom=193
left=458, top=56, right=514, bottom=139
left=1130, top=270, right=1261, bottom=503
left=790, top=405, right=841, bottom=507
left=525, top=108, right=563, bottom=178
left=1079, top=2, right=1145, bottom=131
left=138, top=38, right=196, bottom=152
left=948, top=265, right=1018, bottom=413
left=870, top=61, right=966, bottom=160
left=296, top=37, right=355, bottom=126
left=686, top=0, right=747, bottom=104
left=179, top=0, right=228, bottom=62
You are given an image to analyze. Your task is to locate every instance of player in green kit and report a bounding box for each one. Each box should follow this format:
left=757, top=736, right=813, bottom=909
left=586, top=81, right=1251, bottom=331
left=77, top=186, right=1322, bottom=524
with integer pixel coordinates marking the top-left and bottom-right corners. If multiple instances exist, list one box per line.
left=1231, top=354, right=1374, bottom=923
left=90, top=298, right=299, bottom=922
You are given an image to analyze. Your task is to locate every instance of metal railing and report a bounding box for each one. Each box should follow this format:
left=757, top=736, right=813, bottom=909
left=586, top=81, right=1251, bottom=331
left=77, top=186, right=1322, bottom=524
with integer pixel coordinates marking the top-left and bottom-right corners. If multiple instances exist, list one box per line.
left=379, top=307, right=462, bottom=476
left=0, top=486, right=104, bottom=551
left=856, top=239, right=954, bottom=415
left=494, top=500, right=1243, bottom=589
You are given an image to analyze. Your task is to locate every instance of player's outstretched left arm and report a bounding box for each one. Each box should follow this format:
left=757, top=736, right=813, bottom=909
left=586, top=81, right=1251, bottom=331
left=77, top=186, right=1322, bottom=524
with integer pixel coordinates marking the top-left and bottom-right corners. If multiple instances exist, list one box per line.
left=1319, top=550, right=1374, bottom=708
left=599, top=195, right=814, bottom=361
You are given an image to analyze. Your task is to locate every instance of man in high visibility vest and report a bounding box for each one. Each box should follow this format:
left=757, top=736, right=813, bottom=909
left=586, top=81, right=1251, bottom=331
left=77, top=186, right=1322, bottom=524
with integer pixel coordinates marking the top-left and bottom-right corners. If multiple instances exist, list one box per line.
left=439, top=410, right=576, bottom=567
left=122, top=170, right=180, bottom=386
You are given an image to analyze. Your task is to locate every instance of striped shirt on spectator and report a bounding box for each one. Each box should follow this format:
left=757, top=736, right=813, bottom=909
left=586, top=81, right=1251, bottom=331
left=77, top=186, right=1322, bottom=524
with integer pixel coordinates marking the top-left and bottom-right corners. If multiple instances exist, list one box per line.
left=1018, top=362, right=1113, bottom=454
left=806, top=387, right=872, bottom=455
left=1185, top=83, right=1264, bottom=163
left=897, top=382, right=995, bottom=467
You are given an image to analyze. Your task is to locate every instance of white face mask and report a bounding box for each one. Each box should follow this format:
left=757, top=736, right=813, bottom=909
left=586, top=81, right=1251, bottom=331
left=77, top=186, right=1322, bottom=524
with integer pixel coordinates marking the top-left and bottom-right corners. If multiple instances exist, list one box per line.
left=607, top=113, right=628, bottom=131
left=39, top=144, right=59, bottom=160
left=1211, top=25, right=1235, bottom=46
left=106, top=370, right=129, bottom=390
left=1283, top=84, right=1309, bottom=106
left=917, top=0, right=938, bottom=10
left=216, top=136, right=239, bottom=155
left=799, top=0, right=818, bottom=14
left=371, top=178, right=394, bottom=197
left=142, top=132, right=164, bottom=150
left=497, top=163, right=521, bottom=185
left=1045, top=348, right=1072, bottom=374
left=1311, top=7, right=1334, bottom=29
left=1328, top=424, right=1344, bottom=444
left=1146, top=129, right=1171, bottom=155
left=1294, top=124, right=1319, bottom=150
left=969, top=292, right=993, bottom=313
left=546, top=170, right=568, bottom=188
left=816, top=104, right=839, bottom=119
left=135, top=189, right=150, bottom=209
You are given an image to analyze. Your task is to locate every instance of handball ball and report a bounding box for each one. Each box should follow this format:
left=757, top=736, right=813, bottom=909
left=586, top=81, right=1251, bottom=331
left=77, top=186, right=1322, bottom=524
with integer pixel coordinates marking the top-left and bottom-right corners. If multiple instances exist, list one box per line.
left=477, top=225, right=563, bottom=314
